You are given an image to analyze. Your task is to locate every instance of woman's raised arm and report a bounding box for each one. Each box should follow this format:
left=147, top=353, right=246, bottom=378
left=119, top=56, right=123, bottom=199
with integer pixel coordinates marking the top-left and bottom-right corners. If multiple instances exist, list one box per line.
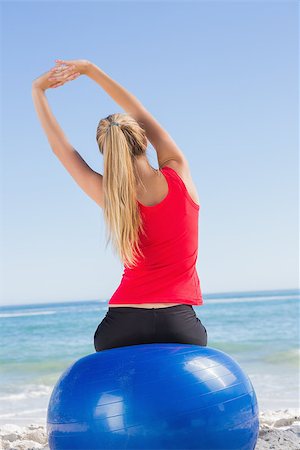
left=31, top=67, right=104, bottom=208
left=84, top=61, right=189, bottom=169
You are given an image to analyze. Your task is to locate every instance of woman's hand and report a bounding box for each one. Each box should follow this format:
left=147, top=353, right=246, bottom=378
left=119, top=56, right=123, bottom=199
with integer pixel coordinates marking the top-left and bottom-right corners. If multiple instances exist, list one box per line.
left=32, top=59, right=90, bottom=91
left=32, top=65, right=80, bottom=91
left=47, top=59, right=90, bottom=87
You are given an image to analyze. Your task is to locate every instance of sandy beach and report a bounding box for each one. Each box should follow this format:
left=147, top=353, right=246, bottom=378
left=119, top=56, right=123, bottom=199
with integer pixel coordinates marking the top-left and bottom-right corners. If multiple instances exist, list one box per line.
left=0, top=408, right=299, bottom=450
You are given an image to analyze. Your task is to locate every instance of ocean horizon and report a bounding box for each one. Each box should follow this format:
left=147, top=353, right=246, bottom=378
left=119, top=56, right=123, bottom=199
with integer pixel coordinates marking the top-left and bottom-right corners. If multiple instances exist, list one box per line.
left=0, top=288, right=299, bottom=427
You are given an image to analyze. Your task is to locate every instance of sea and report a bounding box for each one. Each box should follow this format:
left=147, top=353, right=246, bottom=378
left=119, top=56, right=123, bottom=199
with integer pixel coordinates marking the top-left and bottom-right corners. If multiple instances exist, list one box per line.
left=0, top=289, right=299, bottom=427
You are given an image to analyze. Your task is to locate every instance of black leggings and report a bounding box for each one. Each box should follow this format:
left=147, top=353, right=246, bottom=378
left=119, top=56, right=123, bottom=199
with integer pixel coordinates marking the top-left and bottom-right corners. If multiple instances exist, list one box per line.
left=94, top=304, right=207, bottom=352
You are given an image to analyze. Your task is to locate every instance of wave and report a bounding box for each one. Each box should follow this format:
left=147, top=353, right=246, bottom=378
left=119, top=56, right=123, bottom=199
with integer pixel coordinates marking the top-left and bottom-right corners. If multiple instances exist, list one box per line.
left=0, top=408, right=46, bottom=419
left=0, top=311, right=57, bottom=318
left=0, top=384, right=52, bottom=402
left=204, top=294, right=299, bottom=305
left=264, top=348, right=300, bottom=366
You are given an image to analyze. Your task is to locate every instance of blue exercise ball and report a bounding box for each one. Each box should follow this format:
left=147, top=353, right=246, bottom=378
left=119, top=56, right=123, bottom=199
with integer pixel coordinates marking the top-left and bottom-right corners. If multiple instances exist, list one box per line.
left=47, top=343, right=259, bottom=450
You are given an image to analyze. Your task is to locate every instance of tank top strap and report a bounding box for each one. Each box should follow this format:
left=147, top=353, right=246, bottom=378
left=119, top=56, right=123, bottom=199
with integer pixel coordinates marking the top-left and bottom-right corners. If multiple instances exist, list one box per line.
left=161, top=165, right=186, bottom=188
left=160, top=165, right=186, bottom=196
left=161, top=165, right=200, bottom=210
left=161, top=165, right=182, bottom=182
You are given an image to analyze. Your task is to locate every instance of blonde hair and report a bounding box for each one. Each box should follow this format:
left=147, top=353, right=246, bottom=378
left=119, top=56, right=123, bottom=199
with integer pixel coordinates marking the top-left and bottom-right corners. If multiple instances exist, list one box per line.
left=96, top=112, right=149, bottom=269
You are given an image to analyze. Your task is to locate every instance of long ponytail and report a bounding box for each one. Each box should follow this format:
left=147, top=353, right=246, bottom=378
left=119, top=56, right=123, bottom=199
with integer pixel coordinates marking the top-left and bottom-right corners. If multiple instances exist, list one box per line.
left=96, top=113, right=148, bottom=269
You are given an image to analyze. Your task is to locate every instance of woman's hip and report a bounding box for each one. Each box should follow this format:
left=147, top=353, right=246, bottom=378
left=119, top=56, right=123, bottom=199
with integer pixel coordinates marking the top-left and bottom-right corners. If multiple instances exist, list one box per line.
left=93, top=303, right=207, bottom=351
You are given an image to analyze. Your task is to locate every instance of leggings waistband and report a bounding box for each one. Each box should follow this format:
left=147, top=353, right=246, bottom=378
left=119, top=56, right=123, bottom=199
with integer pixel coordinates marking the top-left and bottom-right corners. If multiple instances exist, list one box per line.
left=108, top=304, right=193, bottom=313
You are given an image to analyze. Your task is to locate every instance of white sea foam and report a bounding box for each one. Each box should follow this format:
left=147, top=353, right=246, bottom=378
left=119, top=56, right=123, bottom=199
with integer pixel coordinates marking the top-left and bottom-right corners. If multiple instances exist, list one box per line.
left=205, top=294, right=299, bottom=305
left=0, top=384, right=52, bottom=401
left=0, top=408, right=46, bottom=419
left=0, top=311, right=57, bottom=318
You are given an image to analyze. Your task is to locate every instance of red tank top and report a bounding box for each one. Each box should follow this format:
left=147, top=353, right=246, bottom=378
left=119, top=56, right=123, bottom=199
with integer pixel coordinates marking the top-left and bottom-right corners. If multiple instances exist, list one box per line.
left=108, top=165, right=203, bottom=306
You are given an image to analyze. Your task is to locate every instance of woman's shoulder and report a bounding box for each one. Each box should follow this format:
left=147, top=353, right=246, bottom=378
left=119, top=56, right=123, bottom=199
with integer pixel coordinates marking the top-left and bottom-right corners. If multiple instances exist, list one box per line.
left=160, top=160, right=200, bottom=207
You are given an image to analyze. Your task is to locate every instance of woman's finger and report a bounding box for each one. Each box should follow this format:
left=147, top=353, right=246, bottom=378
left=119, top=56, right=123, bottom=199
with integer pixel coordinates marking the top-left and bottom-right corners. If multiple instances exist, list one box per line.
left=49, top=72, right=80, bottom=82
left=48, top=72, right=75, bottom=82
left=54, top=60, right=72, bottom=71
left=50, top=72, right=80, bottom=87
left=65, top=73, right=80, bottom=81
left=49, top=62, right=71, bottom=74
left=51, top=81, right=65, bottom=88
left=49, top=65, right=76, bottom=80
left=54, top=60, right=67, bottom=68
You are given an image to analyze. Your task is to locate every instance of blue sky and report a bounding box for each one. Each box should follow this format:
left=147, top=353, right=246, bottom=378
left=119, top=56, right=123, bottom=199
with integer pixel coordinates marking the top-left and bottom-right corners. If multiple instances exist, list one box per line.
left=1, top=1, right=298, bottom=305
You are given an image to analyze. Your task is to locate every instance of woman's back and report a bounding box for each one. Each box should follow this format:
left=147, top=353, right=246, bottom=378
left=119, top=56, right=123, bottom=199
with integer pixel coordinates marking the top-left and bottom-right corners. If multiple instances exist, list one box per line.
left=108, top=165, right=203, bottom=308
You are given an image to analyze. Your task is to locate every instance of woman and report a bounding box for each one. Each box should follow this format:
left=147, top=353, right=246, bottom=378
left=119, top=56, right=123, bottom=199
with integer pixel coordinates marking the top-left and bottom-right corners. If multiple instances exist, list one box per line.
left=32, top=58, right=207, bottom=351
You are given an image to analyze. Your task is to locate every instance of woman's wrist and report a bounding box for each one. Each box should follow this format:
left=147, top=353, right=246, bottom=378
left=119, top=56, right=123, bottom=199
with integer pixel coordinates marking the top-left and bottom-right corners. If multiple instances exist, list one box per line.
left=32, top=82, right=46, bottom=93
left=84, top=61, right=99, bottom=77
left=79, top=59, right=91, bottom=75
